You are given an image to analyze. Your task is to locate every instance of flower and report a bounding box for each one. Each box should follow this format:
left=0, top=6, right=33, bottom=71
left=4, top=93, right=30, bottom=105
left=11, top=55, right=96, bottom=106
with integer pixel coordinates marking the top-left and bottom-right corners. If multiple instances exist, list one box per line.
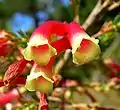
left=23, top=21, right=70, bottom=66
left=23, top=21, right=101, bottom=93
left=25, top=57, right=55, bottom=93
left=66, top=22, right=100, bottom=65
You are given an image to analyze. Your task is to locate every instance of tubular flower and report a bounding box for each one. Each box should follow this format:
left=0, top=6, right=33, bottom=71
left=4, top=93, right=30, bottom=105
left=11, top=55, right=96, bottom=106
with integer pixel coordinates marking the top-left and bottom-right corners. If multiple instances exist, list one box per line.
left=23, top=21, right=69, bottom=66
left=25, top=56, right=56, bottom=93
left=67, top=22, right=100, bottom=65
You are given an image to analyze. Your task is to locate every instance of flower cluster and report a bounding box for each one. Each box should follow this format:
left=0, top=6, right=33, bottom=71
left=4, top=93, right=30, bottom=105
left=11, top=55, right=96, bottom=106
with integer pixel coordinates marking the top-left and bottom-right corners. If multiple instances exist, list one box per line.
left=23, top=21, right=100, bottom=93
left=1, top=21, right=100, bottom=94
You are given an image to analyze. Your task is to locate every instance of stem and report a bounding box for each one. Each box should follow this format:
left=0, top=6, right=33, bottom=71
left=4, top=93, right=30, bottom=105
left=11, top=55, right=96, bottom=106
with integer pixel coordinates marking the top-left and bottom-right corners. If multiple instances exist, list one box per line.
left=39, top=93, right=48, bottom=110
left=54, top=49, right=71, bottom=75
left=76, top=86, right=97, bottom=103
left=92, top=21, right=113, bottom=38
left=82, top=0, right=111, bottom=30
left=71, top=0, right=80, bottom=23
left=108, top=1, right=120, bottom=11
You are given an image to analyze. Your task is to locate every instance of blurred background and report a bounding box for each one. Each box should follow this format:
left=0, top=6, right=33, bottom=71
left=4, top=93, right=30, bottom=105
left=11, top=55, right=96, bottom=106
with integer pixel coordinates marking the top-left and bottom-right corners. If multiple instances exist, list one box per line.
left=0, top=0, right=120, bottom=110
left=0, top=0, right=118, bottom=33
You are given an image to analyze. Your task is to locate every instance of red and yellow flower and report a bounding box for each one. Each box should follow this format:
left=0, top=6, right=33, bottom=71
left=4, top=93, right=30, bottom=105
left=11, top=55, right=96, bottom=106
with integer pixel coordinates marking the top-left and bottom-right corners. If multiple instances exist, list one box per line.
left=66, top=22, right=100, bottom=65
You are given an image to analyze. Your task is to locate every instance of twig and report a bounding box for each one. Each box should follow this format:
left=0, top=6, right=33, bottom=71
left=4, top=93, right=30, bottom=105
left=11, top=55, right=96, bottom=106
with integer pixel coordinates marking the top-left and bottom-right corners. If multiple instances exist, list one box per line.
left=71, top=0, right=80, bottom=23
left=48, top=96, right=62, bottom=103
left=108, top=1, right=120, bottom=11
left=66, top=103, right=116, bottom=110
left=82, top=0, right=111, bottom=30
left=48, top=97, right=116, bottom=110
left=92, top=21, right=113, bottom=38
left=76, top=86, right=97, bottom=103
left=54, top=49, right=71, bottom=75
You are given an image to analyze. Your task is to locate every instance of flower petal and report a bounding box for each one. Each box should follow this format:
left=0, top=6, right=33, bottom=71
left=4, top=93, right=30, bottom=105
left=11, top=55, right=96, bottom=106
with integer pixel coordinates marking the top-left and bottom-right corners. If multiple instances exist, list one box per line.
left=51, top=37, right=71, bottom=54
left=31, top=20, right=68, bottom=41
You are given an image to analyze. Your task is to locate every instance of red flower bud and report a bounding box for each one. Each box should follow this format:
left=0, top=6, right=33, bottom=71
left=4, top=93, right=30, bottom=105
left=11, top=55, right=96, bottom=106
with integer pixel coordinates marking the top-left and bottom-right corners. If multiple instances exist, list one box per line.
left=3, top=59, right=28, bottom=86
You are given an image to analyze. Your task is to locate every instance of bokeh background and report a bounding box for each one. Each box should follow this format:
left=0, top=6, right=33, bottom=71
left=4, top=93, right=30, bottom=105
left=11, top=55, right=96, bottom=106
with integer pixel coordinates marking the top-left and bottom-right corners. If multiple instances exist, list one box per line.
left=0, top=0, right=118, bottom=33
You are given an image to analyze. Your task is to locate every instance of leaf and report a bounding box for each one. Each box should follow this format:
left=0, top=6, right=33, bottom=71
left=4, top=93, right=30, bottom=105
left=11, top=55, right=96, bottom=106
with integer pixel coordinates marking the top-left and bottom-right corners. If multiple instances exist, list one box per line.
left=17, top=30, right=29, bottom=38
left=113, top=14, right=120, bottom=31
left=113, top=14, right=120, bottom=26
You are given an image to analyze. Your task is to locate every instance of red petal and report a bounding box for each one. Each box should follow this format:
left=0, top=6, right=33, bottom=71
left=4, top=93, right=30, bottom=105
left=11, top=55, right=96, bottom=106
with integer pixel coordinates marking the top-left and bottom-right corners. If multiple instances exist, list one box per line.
left=67, top=22, right=85, bottom=44
left=34, top=56, right=56, bottom=78
left=31, top=20, right=68, bottom=42
left=51, top=38, right=71, bottom=54
left=66, top=22, right=100, bottom=64
left=77, top=39, right=94, bottom=53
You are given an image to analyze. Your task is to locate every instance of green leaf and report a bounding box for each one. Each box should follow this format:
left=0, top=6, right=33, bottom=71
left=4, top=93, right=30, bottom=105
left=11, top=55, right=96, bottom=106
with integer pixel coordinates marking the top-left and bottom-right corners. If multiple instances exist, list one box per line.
left=113, top=14, right=120, bottom=31
left=113, top=14, right=120, bottom=25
